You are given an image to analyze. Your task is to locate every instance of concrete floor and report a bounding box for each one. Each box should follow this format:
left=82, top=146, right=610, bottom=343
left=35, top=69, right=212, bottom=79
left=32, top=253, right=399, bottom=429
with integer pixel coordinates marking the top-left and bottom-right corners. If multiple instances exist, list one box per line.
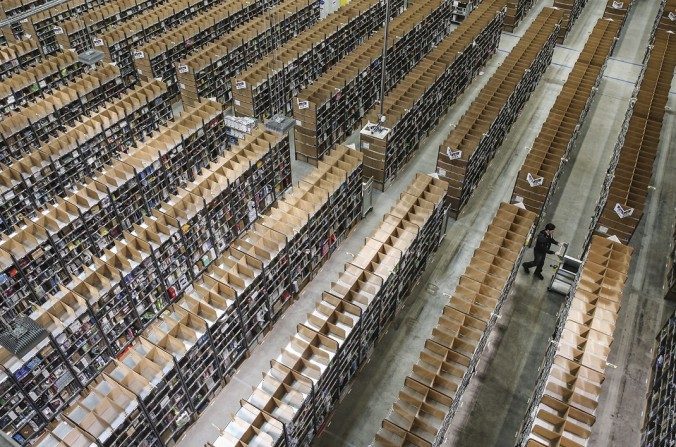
left=176, top=1, right=676, bottom=446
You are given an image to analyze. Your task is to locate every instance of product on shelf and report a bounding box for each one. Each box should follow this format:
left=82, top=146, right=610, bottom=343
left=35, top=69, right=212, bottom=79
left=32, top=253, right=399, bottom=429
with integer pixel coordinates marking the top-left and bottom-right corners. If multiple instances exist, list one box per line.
left=511, top=18, right=621, bottom=230
left=0, top=63, right=124, bottom=165
left=435, top=7, right=562, bottom=218
left=293, top=0, right=455, bottom=165
left=211, top=173, right=448, bottom=447
left=0, top=79, right=172, bottom=234
left=359, top=0, right=505, bottom=190
left=94, top=0, right=226, bottom=77
left=515, top=235, right=633, bottom=447
left=0, top=100, right=228, bottom=322
left=0, top=38, right=42, bottom=81
left=0, top=50, right=84, bottom=116
left=373, top=202, right=536, bottom=447
left=55, top=0, right=172, bottom=53
left=16, top=0, right=108, bottom=55
left=229, top=0, right=405, bottom=118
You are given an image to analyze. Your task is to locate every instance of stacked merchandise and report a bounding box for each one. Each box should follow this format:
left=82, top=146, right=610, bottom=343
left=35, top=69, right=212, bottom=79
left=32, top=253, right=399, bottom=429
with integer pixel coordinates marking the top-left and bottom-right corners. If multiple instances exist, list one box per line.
left=229, top=0, right=404, bottom=117
left=642, top=311, right=675, bottom=445
left=0, top=50, right=84, bottom=115
left=553, top=0, right=590, bottom=43
left=0, top=337, right=83, bottom=445
left=515, top=235, right=633, bottom=446
left=20, top=145, right=361, bottom=446
left=436, top=8, right=562, bottom=218
left=15, top=0, right=108, bottom=54
left=0, top=100, right=230, bottom=322
left=504, top=0, right=536, bottom=31
left=511, top=19, right=620, bottom=230
left=359, top=0, right=505, bottom=191
left=93, top=0, right=227, bottom=78
left=55, top=0, right=173, bottom=53
left=134, top=0, right=321, bottom=99
left=590, top=30, right=675, bottom=244
left=211, top=173, right=447, bottom=447
left=293, top=0, right=455, bottom=165
left=373, top=202, right=536, bottom=447
left=0, top=79, right=172, bottom=233
left=0, top=63, right=124, bottom=165
left=0, top=38, right=41, bottom=80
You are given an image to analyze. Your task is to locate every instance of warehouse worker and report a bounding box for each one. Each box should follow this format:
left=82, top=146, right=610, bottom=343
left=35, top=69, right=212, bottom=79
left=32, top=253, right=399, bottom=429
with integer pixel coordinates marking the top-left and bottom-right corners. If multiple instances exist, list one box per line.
left=522, top=223, right=559, bottom=280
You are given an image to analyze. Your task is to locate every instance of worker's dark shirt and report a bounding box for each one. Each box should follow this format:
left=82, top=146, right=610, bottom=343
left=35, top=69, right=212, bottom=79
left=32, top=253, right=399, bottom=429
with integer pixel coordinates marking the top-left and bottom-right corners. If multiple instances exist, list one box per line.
left=534, top=230, right=558, bottom=254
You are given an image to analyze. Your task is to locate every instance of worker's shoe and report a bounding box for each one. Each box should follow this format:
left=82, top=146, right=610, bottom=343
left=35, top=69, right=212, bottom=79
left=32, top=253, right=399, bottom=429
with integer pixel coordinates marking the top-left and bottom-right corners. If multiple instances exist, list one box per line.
left=522, top=265, right=530, bottom=274
left=535, top=273, right=544, bottom=280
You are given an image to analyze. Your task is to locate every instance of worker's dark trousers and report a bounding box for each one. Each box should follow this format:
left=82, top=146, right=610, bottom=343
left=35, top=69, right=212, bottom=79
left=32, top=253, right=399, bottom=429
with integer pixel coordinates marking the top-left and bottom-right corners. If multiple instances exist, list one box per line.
left=523, top=250, right=546, bottom=274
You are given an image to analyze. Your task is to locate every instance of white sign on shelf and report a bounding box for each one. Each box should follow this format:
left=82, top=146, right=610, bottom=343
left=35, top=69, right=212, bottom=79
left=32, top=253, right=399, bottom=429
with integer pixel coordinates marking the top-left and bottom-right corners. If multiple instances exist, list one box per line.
left=235, top=80, right=246, bottom=90
left=133, top=50, right=144, bottom=59
left=526, top=172, right=544, bottom=187
left=614, top=203, right=634, bottom=219
left=177, top=64, right=189, bottom=74
left=93, top=38, right=103, bottom=47
left=297, top=99, right=309, bottom=110
left=53, top=26, right=64, bottom=35
left=612, top=1, right=623, bottom=8
left=446, top=147, right=462, bottom=160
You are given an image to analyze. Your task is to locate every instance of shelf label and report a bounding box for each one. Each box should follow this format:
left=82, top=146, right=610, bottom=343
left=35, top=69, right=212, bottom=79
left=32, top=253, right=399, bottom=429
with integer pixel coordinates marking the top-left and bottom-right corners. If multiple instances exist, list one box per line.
left=177, top=64, right=189, bottom=74
left=613, top=203, right=634, bottom=219
left=235, top=80, right=246, bottom=90
left=670, top=11, right=676, bottom=21
left=526, top=173, right=544, bottom=187
left=611, top=1, right=623, bottom=8
left=446, top=147, right=462, bottom=161
left=93, top=38, right=104, bottom=47
left=53, top=26, right=64, bottom=35
left=133, top=50, right=144, bottom=59
left=297, top=99, right=309, bottom=110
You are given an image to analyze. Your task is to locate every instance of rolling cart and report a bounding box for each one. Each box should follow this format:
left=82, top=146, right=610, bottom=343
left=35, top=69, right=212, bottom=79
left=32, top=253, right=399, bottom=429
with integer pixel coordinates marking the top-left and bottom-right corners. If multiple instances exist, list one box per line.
left=547, top=242, right=582, bottom=295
